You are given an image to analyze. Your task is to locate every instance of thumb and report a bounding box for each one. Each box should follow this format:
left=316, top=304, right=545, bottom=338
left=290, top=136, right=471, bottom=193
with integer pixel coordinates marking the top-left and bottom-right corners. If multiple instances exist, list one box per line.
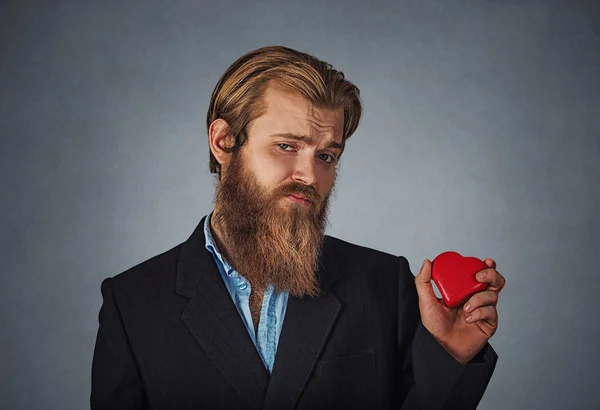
left=415, top=259, right=438, bottom=305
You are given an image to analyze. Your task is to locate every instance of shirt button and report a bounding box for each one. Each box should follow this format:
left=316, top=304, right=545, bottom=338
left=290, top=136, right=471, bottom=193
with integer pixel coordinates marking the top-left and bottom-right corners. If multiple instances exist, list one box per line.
left=238, top=282, right=247, bottom=291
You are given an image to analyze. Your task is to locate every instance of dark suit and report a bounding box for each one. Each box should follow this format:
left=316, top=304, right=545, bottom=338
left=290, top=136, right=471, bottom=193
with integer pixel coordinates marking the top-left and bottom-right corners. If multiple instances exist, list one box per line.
left=91, top=216, right=497, bottom=409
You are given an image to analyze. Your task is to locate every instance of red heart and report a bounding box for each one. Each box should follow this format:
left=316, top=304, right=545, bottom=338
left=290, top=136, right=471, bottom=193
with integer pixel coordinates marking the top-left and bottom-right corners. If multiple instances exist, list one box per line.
left=431, top=251, right=488, bottom=309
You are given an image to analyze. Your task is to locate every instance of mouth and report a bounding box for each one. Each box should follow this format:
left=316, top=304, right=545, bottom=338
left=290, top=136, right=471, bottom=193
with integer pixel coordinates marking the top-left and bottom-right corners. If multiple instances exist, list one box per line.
left=284, top=194, right=312, bottom=207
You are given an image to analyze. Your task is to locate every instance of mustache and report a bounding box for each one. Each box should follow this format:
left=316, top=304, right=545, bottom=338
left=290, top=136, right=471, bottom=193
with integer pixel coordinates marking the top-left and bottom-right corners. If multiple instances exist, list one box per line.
left=276, top=183, right=321, bottom=204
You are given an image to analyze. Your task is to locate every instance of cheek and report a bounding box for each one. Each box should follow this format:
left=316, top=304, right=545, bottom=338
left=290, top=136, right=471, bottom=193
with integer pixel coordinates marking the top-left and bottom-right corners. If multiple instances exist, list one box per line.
left=248, top=153, right=293, bottom=187
left=316, top=166, right=336, bottom=197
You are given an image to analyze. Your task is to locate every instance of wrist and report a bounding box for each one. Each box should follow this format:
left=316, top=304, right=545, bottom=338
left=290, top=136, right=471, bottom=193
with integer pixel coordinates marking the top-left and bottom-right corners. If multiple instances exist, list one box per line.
left=430, top=333, right=474, bottom=364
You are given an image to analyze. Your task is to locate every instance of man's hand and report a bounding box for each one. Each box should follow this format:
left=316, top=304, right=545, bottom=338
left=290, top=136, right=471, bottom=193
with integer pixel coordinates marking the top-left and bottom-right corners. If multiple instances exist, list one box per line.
left=415, top=258, right=506, bottom=364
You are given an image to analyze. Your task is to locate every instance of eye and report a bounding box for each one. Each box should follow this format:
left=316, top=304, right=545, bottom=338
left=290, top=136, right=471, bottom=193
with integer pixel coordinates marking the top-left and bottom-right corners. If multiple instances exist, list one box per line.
left=317, top=153, right=336, bottom=164
left=278, top=143, right=295, bottom=151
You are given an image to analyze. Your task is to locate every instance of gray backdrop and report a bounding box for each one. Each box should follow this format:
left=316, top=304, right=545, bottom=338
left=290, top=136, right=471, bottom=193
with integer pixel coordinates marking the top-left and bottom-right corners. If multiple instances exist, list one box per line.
left=1, top=0, right=599, bottom=409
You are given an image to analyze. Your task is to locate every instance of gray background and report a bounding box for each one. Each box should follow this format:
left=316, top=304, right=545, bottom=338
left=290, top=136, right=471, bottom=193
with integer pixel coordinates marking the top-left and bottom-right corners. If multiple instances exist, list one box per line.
left=1, top=0, right=599, bottom=409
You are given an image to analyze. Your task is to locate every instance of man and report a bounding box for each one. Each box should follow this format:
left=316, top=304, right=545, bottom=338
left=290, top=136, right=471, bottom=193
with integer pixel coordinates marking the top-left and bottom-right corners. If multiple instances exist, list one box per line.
left=91, top=46, right=505, bottom=410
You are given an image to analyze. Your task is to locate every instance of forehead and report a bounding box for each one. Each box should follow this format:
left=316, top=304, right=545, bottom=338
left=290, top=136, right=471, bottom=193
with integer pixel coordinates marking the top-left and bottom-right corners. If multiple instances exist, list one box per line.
left=254, top=85, right=344, bottom=143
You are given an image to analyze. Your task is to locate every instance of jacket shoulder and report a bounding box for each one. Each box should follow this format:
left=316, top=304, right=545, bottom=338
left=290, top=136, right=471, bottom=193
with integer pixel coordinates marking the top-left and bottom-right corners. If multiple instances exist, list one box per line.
left=324, top=235, right=399, bottom=264
left=107, top=244, right=183, bottom=293
left=324, top=235, right=414, bottom=279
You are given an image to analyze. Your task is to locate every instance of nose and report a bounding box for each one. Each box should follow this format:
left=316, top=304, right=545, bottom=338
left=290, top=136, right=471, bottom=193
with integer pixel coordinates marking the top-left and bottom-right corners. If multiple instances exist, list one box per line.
left=291, top=152, right=317, bottom=187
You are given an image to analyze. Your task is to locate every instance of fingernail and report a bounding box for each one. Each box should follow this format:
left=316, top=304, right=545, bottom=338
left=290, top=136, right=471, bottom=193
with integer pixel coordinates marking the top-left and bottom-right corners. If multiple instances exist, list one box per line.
left=464, top=303, right=471, bottom=312
left=465, top=315, right=472, bottom=322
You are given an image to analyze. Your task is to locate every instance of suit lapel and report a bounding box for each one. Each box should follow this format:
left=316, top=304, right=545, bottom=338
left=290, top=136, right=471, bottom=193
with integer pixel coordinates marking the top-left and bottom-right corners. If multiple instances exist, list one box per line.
left=263, top=237, right=342, bottom=410
left=176, top=217, right=269, bottom=410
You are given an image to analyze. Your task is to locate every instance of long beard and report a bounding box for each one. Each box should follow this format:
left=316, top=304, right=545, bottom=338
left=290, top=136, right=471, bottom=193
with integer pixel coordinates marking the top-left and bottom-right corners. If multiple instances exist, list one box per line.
left=212, top=151, right=332, bottom=298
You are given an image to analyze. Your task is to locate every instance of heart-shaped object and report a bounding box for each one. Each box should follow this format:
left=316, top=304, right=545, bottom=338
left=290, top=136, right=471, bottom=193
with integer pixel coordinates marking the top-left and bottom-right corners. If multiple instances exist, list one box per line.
left=431, top=251, right=488, bottom=309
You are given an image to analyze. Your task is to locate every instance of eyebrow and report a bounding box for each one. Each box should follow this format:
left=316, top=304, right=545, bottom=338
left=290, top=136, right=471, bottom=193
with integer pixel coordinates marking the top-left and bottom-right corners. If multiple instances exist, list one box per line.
left=270, top=133, right=344, bottom=151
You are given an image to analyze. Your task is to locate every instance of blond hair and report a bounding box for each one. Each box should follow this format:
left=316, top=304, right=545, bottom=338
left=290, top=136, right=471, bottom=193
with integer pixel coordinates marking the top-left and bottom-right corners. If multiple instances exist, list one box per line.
left=206, top=45, right=362, bottom=176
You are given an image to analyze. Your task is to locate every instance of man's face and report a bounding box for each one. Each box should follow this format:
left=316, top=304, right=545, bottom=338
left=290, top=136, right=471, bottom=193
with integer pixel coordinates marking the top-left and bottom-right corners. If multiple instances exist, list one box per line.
left=212, top=86, right=344, bottom=296
left=234, top=86, right=344, bottom=211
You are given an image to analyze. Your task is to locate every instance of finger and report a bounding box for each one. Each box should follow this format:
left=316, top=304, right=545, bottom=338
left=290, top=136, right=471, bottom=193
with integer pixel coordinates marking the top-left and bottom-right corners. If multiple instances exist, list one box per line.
left=476, top=268, right=506, bottom=291
left=465, top=305, right=497, bottom=325
left=463, top=290, right=498, bottom=313
left=414, top=259, right=438, bottom=305
left=483, top=258, right=496, bottom=269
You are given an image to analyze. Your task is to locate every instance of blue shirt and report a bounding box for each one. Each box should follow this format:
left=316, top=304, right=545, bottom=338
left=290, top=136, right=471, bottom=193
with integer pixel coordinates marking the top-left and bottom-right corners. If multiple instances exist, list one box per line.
left=203, top=212, right=290, bottom=373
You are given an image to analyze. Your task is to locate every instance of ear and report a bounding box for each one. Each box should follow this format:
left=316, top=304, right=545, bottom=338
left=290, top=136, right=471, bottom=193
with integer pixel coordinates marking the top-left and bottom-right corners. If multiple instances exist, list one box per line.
left=208, top=119, right=235, bottom=171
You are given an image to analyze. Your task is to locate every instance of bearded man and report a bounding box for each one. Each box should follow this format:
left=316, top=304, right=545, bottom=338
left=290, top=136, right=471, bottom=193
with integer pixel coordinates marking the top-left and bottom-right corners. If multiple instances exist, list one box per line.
left=91, top=46, right=505, bottom=410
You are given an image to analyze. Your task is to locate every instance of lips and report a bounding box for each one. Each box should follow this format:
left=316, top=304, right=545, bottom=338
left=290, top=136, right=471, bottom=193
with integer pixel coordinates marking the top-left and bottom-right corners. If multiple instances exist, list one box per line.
left=289, top=194, right=310, bottom=201
left=279, top=184, right=319, bottom=207
left=285, top=194, right=312, bottom=206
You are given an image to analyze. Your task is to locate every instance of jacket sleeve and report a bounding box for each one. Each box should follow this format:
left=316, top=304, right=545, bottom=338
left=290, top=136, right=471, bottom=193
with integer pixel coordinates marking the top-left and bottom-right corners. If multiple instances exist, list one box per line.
left=395, top=256, right=498, bottom=410
left=91, top=278, right=148, bottom=410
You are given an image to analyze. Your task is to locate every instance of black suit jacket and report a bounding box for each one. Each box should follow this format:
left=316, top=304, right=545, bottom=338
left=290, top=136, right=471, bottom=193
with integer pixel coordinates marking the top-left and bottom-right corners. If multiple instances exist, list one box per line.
left=91, top=216, right=497, bottom=410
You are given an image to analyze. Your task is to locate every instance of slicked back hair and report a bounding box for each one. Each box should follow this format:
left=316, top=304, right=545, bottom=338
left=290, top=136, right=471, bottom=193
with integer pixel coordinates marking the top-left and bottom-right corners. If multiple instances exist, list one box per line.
left=206, top=45, right=362, bottom=177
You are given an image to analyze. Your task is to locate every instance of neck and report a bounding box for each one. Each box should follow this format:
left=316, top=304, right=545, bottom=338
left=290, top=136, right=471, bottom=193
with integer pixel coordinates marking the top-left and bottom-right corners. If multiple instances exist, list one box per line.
left=210, top=205, right=265, bottom=294
left=209, top=205, right=238, bottom=275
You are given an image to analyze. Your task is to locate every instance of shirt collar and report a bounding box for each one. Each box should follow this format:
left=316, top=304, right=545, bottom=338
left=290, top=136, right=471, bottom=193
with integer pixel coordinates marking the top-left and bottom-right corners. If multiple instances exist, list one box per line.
left=204, top=211, right=236, bottom=277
